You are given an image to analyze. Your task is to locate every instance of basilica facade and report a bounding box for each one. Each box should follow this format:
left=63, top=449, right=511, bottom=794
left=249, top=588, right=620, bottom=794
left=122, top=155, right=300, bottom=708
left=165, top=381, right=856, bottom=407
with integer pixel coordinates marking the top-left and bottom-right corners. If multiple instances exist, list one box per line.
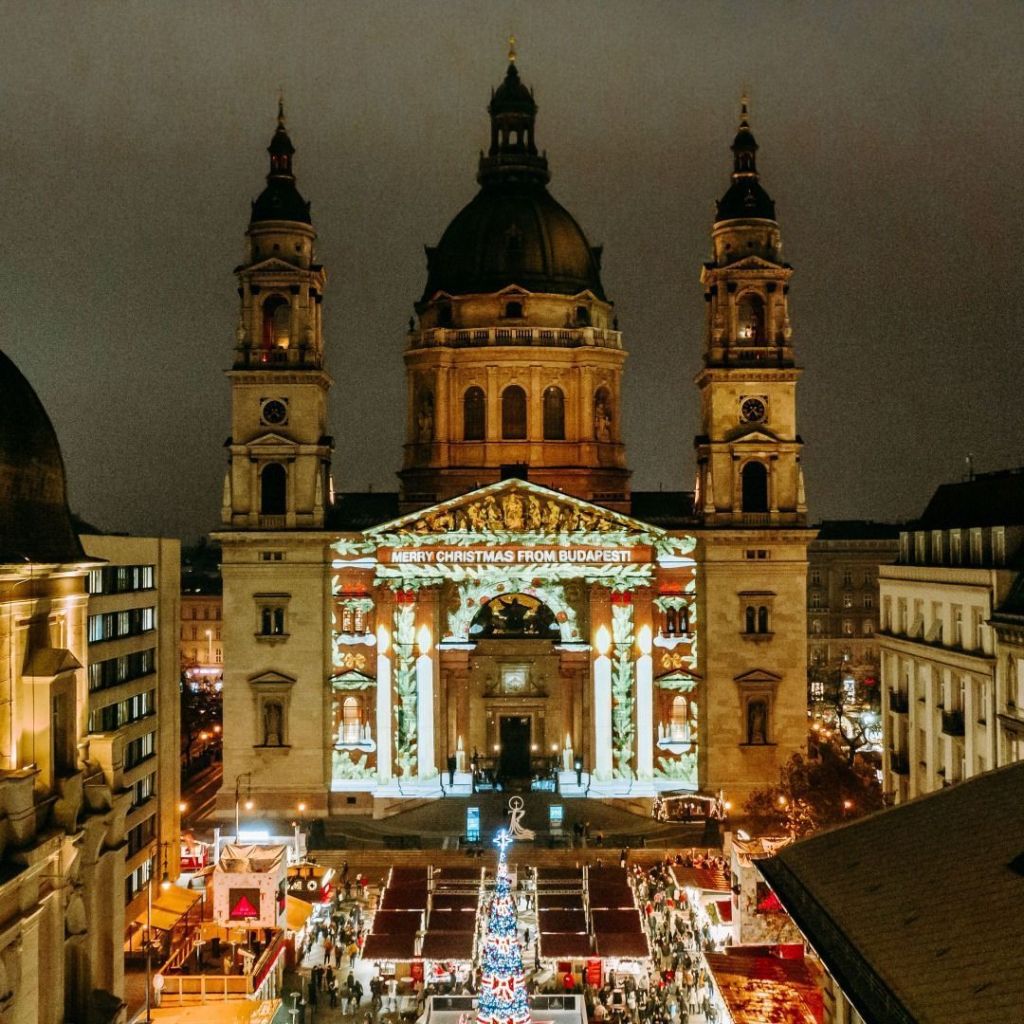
left=216, top=60, right=812, bottom=818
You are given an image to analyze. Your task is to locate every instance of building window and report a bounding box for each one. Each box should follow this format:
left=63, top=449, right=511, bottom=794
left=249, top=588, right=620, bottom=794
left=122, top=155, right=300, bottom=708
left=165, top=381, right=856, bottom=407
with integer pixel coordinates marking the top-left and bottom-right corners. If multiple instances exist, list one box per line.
left=969, top=528, right=983, bottom=564
left=953, top=606, right=963, bottom=647
left=504, top=300, right=523, bottom=319
left=744, top=605, right=770, bottom=634
left=862, top=620, right=874, bottom=635
left=809, top=569, right=821, bottom=586
left=843, top=619, right=854, bottom=635
left=260, top=607, right=286, bottom=636
left=811, top=618, right=822, bottom=635
left=740, top=462, right=768, bottom=514
left=843, top=593, right=854, bottom=608
left=809, top=591, right=823, bottom=610
left=463, top=386, right=486, bottom=441
left=863, top=594, right=874, bottom=609
left=993, top=527, right=1006, bottom=566
left=737, top=293, right=766, bottom=343
left=501, top=385, right=527, bottom=440
left=669, top=695, right=692, bottom=743
left=950, top=530, right=962, bottom=564
left=260, top=551, right=285, bottom=561
left=260, top=463, right=287, bottom=516
left=341, top=696, right=363, bottom=743
left=261, top=294, right=290, bottom=348
left=662, top=607, right=690, bottom=636
left=542, top=386, right=565, bottom=440
left=842, top=569, right=853, bottom=587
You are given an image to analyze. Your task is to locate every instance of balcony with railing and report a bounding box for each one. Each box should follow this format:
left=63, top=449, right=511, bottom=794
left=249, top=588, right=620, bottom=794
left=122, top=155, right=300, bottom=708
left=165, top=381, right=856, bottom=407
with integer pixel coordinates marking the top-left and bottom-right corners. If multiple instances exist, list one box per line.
left=941, top=709, right=965, bottom=737
left=409, top=325, right=622, bottom=351
left=889, top=751, right=910, bottom=775
left=888, top=690, right=910, bottom=714
left=233, top=344, right=322, bottom=370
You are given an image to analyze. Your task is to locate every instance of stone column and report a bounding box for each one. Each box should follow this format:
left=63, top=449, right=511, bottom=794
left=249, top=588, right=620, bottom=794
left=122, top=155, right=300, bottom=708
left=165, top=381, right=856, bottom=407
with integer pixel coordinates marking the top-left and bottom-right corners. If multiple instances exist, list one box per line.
left=376, top=626, right=393, bottom=783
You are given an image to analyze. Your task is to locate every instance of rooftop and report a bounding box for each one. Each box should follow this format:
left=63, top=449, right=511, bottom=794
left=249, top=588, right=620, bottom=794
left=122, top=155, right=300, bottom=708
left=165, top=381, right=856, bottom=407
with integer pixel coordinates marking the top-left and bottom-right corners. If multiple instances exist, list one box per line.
left=912, top=468, right=1024, bottom=530
left=757, top=761, right=1024, bottom=1024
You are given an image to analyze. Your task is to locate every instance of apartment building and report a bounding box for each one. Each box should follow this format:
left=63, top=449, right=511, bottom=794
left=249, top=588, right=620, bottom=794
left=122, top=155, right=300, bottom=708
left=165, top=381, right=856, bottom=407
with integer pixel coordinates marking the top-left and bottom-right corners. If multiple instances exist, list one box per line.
left=807, top=521, right=899, bottom=711
left=81, top=534, right=182, bottom=916
left=181, top=590, right=223, bottom=682
left=878, top=469, right=1024, bottom=803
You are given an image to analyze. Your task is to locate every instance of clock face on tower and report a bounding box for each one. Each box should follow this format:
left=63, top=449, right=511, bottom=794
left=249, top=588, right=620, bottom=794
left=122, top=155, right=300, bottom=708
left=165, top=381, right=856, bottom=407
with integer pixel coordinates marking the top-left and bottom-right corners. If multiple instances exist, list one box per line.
left=740, top=397, right=767, bottom=423
left=261, top=399, right=288, bottom=426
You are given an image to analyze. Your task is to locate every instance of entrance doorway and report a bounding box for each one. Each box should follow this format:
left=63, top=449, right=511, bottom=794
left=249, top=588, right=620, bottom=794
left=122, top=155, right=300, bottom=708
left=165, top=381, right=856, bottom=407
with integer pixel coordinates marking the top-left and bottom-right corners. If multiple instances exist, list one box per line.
left=499, top=716, right=531, bottom=780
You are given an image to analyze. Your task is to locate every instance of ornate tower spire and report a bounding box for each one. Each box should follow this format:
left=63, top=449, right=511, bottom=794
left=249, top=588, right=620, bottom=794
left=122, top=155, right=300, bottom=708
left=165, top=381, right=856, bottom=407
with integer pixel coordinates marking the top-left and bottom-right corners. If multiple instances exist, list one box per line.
left=694, top=98, right=805, bottom=526
left=478, top=48, right=550, bottom=187
left=222, top=102, right=332, bottom=529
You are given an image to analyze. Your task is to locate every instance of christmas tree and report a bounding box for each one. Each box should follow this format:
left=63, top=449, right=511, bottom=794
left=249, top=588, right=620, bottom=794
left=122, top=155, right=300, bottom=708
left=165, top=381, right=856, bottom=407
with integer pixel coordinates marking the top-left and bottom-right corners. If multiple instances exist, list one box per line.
left=476, top=830, right=532, bottom=1024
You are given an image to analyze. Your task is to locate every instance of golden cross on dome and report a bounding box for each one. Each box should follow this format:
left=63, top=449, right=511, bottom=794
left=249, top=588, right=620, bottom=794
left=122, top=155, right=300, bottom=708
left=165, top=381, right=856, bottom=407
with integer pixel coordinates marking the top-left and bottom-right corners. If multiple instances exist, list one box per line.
left=508, top=34, right=517, bottom=64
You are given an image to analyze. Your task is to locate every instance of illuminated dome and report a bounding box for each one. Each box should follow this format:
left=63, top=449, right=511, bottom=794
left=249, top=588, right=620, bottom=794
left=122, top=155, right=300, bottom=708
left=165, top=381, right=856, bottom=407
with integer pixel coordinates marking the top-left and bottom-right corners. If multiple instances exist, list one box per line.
left=0, top=350, right=85, bottom=563
left=422, top=61, right=605, bottom=300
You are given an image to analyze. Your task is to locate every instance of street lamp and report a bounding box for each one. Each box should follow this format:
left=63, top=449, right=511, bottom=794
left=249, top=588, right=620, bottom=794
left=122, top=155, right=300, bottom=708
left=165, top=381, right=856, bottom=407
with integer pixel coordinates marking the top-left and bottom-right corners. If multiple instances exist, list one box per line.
left=145, top=841, right=173, bottom=1023
left=234, top=771, right=253, bottom=839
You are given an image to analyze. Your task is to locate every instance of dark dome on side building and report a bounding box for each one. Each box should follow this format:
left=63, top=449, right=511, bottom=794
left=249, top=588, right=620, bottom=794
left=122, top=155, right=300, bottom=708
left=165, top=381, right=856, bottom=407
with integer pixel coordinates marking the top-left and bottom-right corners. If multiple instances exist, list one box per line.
left=422, top=60, right=606, bottom=301
left=0, top=349, right=86, bottom=563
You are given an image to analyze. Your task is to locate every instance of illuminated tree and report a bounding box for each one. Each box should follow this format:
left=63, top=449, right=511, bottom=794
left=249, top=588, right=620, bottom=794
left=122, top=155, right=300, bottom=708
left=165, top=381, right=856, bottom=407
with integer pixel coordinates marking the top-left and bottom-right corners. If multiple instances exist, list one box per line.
left=743, top=740, right=883, bottom=838
left=477, top=831, right=531, bottom=1024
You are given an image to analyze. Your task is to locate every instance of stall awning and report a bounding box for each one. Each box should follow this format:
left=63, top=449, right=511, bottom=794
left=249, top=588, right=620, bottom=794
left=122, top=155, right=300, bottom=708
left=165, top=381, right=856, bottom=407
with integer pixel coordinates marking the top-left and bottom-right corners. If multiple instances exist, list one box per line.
left=539, top=933, right=593, bottom=959
left=594, top=933, right=651, bottom=959
left=155, top=884, right=203, bottom=917
left=362, top=933, right=418, bottom=961
left=286, top=896, right=314, bottom=934
left=421, top=931, right=475, bottom=961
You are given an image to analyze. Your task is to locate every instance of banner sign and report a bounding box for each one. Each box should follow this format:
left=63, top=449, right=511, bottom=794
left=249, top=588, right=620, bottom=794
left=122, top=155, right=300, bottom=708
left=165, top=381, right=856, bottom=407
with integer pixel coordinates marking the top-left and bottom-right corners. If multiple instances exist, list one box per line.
left=383, top=545, right=647, bottom=567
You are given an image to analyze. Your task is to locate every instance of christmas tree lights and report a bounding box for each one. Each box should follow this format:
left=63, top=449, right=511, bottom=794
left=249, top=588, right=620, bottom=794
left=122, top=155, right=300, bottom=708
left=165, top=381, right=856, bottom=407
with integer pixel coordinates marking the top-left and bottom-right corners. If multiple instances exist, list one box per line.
left=476, top=830, right=532, bottom=1024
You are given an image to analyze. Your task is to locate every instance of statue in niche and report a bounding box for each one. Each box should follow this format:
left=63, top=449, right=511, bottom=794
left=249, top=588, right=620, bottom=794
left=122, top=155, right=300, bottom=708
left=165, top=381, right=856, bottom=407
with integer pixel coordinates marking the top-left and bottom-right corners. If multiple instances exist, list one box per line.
left=417, top=391, right=434, bottom=442
left=747, top=700, right=768, bottom=745
left=263, top=700, right=283, bottom=746
left=594, top=395, right=612, bottom=442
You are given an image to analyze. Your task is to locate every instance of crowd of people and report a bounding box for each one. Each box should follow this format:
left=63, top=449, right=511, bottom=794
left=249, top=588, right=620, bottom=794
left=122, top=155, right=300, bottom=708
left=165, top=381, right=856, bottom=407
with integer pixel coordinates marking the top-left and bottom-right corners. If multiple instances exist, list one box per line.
left=292, top=852, right=731, bottom=1023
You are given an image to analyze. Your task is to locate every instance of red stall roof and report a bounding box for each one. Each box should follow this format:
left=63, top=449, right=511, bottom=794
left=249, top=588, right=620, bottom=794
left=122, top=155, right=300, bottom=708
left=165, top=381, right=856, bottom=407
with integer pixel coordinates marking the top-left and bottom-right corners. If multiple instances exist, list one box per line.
left=421, top=931, right=475, bottom=961
left=594, top=933, right=651, bottom=959
left=362, top=933, right=418, bottom=961
left=539, top=933, right=593, bottom=959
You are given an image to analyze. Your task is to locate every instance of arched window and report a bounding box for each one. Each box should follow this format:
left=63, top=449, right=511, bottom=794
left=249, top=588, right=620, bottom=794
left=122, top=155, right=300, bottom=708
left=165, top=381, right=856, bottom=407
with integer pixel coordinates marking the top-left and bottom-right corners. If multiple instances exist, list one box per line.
left=737, top=293, right=766, bottom=344
left=342, top=696, right=362, bottom=743
left=741, top=462, right=769, bottom=514
left=543, top=386, right=565, bottom=440
left=575, top=305, right=591, bottom=326
left=746, top=699, right=768, bottom=745
left=260, top=463, right=287, bottom=516
left=437, top=302, right=453, bottom=327
left=463, top=386, right=486, bottom=441
left=670, top=696, right=691, bottom=743
left=261, top=295, right=290, bottom=349
left=593, top=387, right=612, bottom=441
left=745, top=606, right=756, bottom=634
left=758, top=606, right=770, bottom=633
left=502, top=385, right=527, bottom=440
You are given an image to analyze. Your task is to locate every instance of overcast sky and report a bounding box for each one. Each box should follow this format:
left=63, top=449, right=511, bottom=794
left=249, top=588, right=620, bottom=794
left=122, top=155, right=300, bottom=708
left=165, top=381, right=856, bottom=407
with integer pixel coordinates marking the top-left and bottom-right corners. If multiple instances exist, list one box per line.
left=2, top=1, right=1021, bottom=540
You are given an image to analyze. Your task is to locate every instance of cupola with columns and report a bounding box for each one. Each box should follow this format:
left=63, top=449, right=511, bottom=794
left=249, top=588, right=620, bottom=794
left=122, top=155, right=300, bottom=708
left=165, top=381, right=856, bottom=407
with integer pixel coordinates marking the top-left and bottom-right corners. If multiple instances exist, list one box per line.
left=695, top=97, right=806, bottom=527
left=222, top=101, right=333, bottom=529
left=399, top=43, right=630, bottom=512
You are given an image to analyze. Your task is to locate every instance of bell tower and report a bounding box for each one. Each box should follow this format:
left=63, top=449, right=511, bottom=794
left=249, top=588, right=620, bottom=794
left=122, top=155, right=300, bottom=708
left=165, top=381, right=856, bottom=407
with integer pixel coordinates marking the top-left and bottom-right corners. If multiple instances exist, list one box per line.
left=695, top=98, right=806, bottom=527
left=222, top=102, right=333, bottom=529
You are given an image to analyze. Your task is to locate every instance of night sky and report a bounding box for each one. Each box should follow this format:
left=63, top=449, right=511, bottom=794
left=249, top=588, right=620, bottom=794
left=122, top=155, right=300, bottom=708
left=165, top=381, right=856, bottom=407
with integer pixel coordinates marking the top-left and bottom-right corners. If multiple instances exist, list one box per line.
left=2, top=1, right=1021, bottom=540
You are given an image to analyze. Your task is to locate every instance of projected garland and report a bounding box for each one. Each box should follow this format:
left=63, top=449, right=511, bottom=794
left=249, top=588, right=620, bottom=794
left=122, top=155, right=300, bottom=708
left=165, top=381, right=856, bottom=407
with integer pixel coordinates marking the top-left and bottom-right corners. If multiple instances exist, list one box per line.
left=477, top=830, right=532, bottom=1024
